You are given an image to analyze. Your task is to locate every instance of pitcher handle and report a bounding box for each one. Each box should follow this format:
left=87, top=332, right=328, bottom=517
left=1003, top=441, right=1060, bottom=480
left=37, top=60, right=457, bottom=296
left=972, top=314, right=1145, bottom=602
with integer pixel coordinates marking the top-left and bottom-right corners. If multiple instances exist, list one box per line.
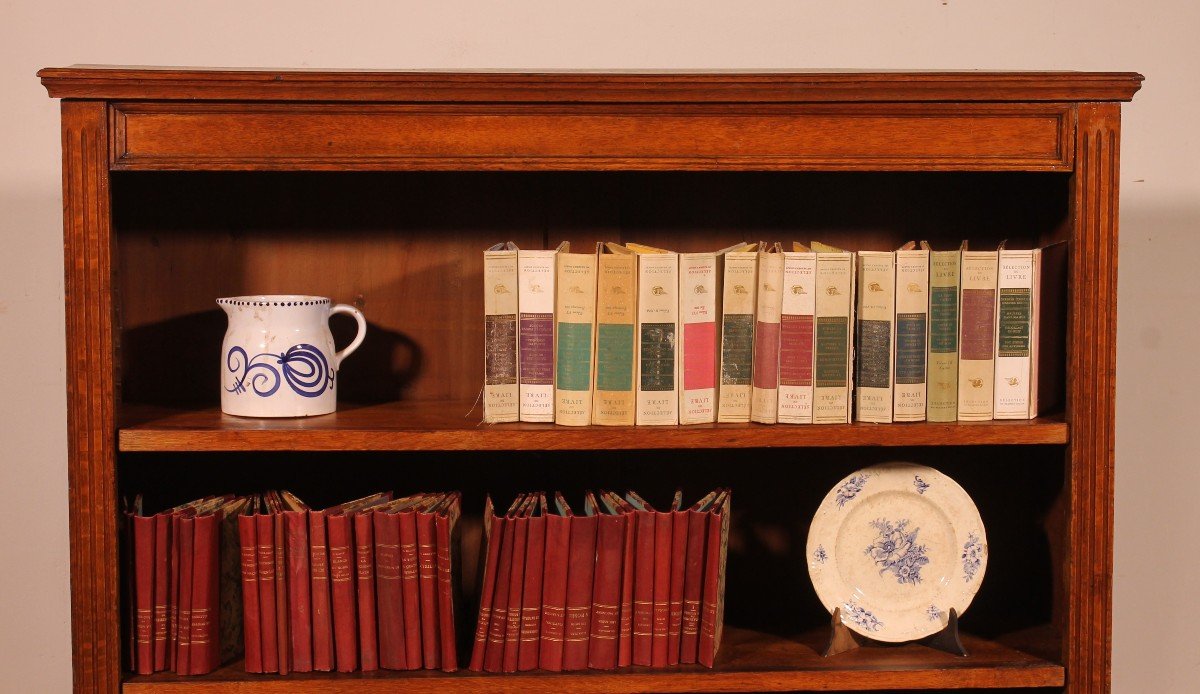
left=329, top=304, right=367, bottom=369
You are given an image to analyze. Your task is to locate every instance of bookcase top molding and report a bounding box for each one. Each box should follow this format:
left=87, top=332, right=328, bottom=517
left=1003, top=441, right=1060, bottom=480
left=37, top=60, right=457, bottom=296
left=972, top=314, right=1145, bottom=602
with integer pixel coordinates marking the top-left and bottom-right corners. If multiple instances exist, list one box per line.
left=39, top=66, right=1144, bottom=103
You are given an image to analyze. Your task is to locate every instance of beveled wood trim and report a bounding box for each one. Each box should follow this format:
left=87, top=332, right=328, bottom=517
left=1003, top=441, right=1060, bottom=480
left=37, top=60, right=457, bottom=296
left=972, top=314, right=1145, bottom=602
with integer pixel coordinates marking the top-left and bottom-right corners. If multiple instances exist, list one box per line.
left=110, top=102, right=1073, bottom=172
left=1065, top=102, right=1120, bottom=694
left=62, top=100, right=121, bottom=694
left=40, top=66, right=1143, bottom=103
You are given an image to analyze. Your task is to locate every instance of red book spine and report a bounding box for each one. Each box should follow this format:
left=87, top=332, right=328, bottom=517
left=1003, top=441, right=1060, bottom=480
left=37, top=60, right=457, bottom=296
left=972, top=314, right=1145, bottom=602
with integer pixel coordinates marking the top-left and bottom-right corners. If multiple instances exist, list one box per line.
left=517, top=514, right=545, bottom=671
left=502, top=513, right=528, bottom=673
left=238, top=515, right=263, bottom=673
left=679, top=509, right=707, bottom=664
left=616, top=508, right=635, bottom=668
left=175, top=516, right=195, bottom=675
left=397, top=510, right=422, bottom=669
left=631, top=509, right=655, bottom=666
left=255, top=514, right=279, bottom=673
left=483, top=515, right=517, bottom=672
left=416, top=508, right=442, bottom=670
left=697, top=505, right=724, bottom=668
left=667, top=508, right=688, bottom=665
left=650, top=511, right=672, bottom=667
left=132, top=515, right=156, bottom=674
left=562, top=514, right=597, bottom=671
left=353, top=512, right=379, bottom=672
left=153, top=514, right=170, bottom=671
left=538, top=514, right=570, bottom=672
left=188, top=513, right=220, bottom=674
left=308, top=510, right=334, bottom=671
left=588, top=513, right=625, bottom=670
left=167, top=513, right=182, bottom=672
left=283, top=510, right=313, bottom=672
left=373, top=510, right=407, bottom=670
left=469, top=514, right=505, bottom=672
left=327, top=513, right=358, bottom=673
left=434, top=508, right=458, bottom=672
left=273, top=511, right=290, bottom=675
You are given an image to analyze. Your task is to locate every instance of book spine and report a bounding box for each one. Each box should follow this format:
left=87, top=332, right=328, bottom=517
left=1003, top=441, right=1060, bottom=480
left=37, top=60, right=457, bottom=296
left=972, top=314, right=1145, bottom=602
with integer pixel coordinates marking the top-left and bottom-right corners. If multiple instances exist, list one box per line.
left=238, top=515, right=264, bottom=673
left=434, top=511, right=458, bottom=672
left=650, top=511, right=672, bottom=667
left=308, top=510, right=334, bottom=671
left=176, top=516, right=194, bottom=675
left=353, top=512, right=379, bottom=672
left=588, top=514, right=625, bottom=670
left=855, top=251, right=896, bottom=423
left=373, top=511, right=406, bottom=671
left=679, top=253, right=720, bottom=424
left=751, top=250, right=784, bottom=423
left=326, top=514, right=358, bottom=673
left=167, top=513, right=182, bottom=672
left=483, top=248, right=520, bottom=423
left=631, top=509, right=655, bottom=665
left=283, top=510, right=313, bottom=672
left=539, top=514, right=570, bottom=672
left=255, top=514, right=279, bottom=673
left=717, top=251, right=758, bottom=422
left=133, top=515, right=156, bottom=674
left=636, top=252, right=680, bottom=425
left=958, top=251, right=999, bottom=420
left=484, top=515, right=516, bottom=672
left=416, top=508, right=441, bottom=670
left=395, top=510, right=421, bottom=669
left=994, top=250, right=1035, bottom=419
left=188, top=514, right=220, bottom=674
left=555, top=252, right=598, bottom=426
left=894, top=249, right=930, bottom=422
left=778, top=252, right=817, bottom=424
left=616, top=508, right=635, bottom=668
left=592, top=250, right=638, bottom=425
left=927, top=250, right=962, bottom=421
left=562, top=514, right=598, bottom=671
left=501, top=514, right=528, bottom=673
left=153, top=514, right=170, bottom=671
left=679, top=509, right=707, bottom=664
left=813, top=253, right=855, bottom=423
left=517, top=514, right=546, bottom=671
left=469, top=514, right=505, bottom=672
left=272, top=510, right=290, bottom=675
left=518, top=249, right=557, bottom=422
left=667, top=509, right=688, bottom=665
left=698, top=505, right=728, bottom=668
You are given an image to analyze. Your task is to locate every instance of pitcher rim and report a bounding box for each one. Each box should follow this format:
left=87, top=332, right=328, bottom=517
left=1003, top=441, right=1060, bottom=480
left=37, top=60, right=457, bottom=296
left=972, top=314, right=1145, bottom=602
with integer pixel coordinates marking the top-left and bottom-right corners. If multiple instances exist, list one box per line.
left=217, top=295, right=331, bottom=307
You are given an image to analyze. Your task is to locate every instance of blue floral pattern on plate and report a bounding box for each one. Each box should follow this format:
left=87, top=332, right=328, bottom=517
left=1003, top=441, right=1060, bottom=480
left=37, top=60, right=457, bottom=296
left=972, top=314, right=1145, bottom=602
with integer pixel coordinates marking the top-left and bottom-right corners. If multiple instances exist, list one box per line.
left=926, top=604, right=940, bottom=621
left=865, top=518, right=930, bottom=585
left=836, top=474, right=868, bottom=508
left=813, top=545, right=828, bottom=564
left=962, top=532, right=984, bottom=582
left=842, top=601, right=883, bottom=632
left=914, top=475, right=930, bottom=495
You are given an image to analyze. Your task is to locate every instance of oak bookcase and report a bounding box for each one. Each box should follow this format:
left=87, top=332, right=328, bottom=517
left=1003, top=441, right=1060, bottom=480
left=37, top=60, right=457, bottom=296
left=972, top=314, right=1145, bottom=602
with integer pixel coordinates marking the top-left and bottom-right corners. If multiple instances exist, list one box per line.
left=40, top=67, right=1141, bottom=694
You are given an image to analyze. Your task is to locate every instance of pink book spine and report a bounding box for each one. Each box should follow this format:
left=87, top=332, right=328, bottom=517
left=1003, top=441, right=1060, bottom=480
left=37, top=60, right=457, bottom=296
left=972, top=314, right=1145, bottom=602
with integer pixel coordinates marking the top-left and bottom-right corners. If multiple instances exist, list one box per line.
left=683, top=322, right=717, bottom=389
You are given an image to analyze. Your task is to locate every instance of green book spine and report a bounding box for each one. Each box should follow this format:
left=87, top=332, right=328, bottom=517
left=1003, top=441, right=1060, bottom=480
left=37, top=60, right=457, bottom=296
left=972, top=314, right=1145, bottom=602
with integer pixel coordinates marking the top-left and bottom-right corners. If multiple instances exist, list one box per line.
left=927, top=251, right=961, bottom=422
left=595, top=323, right=635, bottom=392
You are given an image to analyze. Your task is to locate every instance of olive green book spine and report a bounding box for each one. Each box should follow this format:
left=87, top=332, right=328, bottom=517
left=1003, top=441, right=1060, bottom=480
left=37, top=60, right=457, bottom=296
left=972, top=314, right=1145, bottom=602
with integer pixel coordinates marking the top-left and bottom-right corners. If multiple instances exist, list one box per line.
left=926, top=250, right=961, bottom=422
left=592, top=249, right=637, bottom=425
left=554, top=252, right=598, bottom=426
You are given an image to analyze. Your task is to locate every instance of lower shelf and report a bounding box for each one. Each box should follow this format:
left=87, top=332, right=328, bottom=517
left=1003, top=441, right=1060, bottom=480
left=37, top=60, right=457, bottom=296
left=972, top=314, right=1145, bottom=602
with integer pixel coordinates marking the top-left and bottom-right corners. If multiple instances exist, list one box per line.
left=123, top=626, right=1064, bottom=693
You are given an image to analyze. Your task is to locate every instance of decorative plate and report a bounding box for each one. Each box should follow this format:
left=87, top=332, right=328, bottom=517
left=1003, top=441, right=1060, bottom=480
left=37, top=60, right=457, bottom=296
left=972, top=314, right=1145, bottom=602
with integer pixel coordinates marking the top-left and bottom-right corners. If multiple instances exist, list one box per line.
left=806, top=462, right=988, bottom=642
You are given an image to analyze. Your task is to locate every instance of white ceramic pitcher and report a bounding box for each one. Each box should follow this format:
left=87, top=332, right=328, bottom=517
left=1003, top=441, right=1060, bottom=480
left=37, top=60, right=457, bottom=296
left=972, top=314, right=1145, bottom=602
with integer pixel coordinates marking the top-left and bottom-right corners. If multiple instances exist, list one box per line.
left=218, top=295, right=366, bottom=417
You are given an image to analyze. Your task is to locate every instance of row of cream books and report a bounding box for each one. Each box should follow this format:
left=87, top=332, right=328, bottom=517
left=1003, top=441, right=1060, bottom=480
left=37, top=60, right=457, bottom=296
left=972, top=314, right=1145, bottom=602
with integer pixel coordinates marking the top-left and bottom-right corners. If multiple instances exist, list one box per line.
left=483, top=240, right=1065, bottom=425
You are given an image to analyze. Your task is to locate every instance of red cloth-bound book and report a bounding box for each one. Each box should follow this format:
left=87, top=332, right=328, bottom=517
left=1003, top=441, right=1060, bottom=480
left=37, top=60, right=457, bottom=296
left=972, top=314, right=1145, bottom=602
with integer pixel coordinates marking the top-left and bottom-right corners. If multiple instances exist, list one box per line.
left=667, top=496, right=688, bottom=666
left=237, top=514, right=263, bottom=673
left=167, top=512, right=183, bottom=672
left=327, top=512, right=358, bottom=672
left=698, top=490, right=730, bottom=668
left=254, top=512, right=279, bottom=673
left=468, top=498, right=503, bottom=672
left=679, top=494, right=711, bottom=665
left=175, top=515, right=195, bottom=675
left=588, top=494, right=626, bottom=670
left=416, top=498, right=443, bottom=670
left=562, top=498, right=598, bottom=672
left=153, top=514, right=170, bottom=671
left=373, top=509, right=407, bottom=671
left=517, top=494, right=546, bottom=671
left=627, top=495, right=656, bottom=666
left=308, top=510, right=334, bottom=671
left=434, top=493, right=462, bottom=672
left=539, top=494, right=572, bottom=672
left=501, top=500, right=531, bottom=673
left=650, top=506, right=673, bottom=667
left=132, top=513, right=156, bottom=674
left=396, top=507, right=422, bottom=670
left=283, top=509, right=313, bottom=672
left=613, top=495, right=636, bottom=668
left=484, top=495, right=522, bottom=672
left=188, top=512, right=221, bottom=674
left=353, top=511, right=379, bottom=672
left=271, top=502, right=291, bottom=675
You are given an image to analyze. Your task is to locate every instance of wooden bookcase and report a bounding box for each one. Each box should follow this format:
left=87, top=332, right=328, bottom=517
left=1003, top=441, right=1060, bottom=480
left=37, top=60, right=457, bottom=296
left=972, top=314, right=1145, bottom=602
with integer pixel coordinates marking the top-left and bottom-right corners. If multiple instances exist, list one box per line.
left=40, top=67, right=1141, bottom=694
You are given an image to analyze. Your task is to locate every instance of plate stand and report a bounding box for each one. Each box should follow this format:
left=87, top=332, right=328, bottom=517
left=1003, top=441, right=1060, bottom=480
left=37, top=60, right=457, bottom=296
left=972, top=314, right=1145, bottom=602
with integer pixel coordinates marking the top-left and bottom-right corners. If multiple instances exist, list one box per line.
left=822, top=607, right=969, bottom=657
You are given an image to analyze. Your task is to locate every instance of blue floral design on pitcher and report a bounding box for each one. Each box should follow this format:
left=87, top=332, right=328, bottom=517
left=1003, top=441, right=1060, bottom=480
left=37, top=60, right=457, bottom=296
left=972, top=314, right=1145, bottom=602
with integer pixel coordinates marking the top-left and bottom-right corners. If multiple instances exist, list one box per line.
left=225, top=343, right=334, bottom=398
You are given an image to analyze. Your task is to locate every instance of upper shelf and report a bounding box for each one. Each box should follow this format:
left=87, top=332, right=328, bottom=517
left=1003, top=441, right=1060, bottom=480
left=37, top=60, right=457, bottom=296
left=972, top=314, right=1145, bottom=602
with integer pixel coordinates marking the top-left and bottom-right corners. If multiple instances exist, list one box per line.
left=118, top=401, right=1068, bottom=452
left=39, top=66, right=1143, bottom=103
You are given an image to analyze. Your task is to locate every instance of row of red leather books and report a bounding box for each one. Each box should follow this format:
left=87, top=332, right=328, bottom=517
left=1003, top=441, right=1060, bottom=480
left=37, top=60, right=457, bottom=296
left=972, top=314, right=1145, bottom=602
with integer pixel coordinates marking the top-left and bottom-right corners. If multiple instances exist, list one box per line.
left=237, top=491, right=463, bottom=674
left=125, top=494, right=250, bottom=675
left=469, top=488, right=730, bottom=673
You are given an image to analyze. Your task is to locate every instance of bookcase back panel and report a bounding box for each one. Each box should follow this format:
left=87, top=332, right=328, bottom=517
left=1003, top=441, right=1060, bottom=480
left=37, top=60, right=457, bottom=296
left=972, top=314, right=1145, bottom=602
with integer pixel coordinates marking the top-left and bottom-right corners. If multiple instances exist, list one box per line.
left=113, top=170, right=1068, bottom=407
left=118, top=444, right=1064, bottom=652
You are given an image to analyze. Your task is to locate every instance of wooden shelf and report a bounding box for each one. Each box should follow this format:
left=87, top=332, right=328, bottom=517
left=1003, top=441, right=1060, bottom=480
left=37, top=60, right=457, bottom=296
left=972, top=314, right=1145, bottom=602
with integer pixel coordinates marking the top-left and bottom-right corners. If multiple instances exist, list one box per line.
left=122, top=626, right=1063, bottom=692
left=117, top=401, right=1069, bottom=452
